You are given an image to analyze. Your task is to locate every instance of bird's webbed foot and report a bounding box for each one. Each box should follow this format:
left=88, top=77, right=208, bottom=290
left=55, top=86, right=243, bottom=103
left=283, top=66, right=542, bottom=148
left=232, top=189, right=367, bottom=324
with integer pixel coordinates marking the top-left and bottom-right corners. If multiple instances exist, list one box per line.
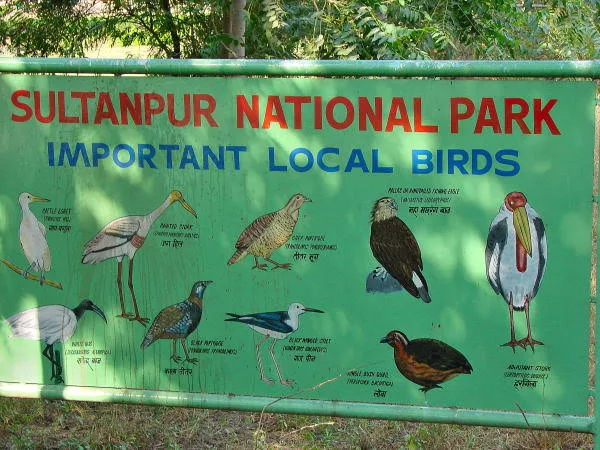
left=271, top=263, right=291, bottom=271
left=260, top=375, right=275, bottom=385
left=501, top=339, right=524, bottom=352
left=252, top=263, right=268, bottom=271
left=129, top=315, right=149, bottom=326
left=279, top=378, right=295, bottom=386
left=171, top=354, right=183, bottom=363
left=51, top=374, right=64, bottom=384
left=185, top=357, right=199, bottom=365
left=517, top=336, right=544, bottom=351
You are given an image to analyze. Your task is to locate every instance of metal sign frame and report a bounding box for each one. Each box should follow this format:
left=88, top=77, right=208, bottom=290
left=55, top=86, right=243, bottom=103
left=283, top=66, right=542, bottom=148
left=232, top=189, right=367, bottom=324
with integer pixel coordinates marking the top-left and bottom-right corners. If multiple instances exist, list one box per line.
left=0, top=57, right=598, bottom=442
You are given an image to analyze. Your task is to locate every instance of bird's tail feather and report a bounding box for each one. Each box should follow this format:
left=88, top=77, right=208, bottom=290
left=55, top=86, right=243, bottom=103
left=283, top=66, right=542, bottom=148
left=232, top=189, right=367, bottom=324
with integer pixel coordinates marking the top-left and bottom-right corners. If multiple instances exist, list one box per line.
left=225, top=313, right=241, bottom=321
left=412, top=271, right=431, bottom=303
left=140, top=333, right=154, bottom=350
left=227, top=249, right=245, bottom=265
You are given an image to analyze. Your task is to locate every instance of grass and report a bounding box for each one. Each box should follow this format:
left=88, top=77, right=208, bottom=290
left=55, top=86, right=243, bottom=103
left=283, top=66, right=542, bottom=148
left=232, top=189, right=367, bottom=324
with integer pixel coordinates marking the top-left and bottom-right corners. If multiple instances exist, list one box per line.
left=0, top=397, right=593, bottom=449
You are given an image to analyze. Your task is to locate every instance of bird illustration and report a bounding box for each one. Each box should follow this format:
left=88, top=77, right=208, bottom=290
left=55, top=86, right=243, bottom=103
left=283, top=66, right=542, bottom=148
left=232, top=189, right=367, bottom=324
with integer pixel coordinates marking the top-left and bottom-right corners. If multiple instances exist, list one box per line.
left=225, top=302, right=324, bottom=385
left=5, top=299, right=107, bottom=384
left=366, top=266, right=404, bottom=294
left=380, top=330, right=472, bottom=392
left=369, top=197, right=431, bottom=303
left=18, top=192, right=51, bottom=285
left=486, top=191, right=547, bottom=351
left=227, top=193, right=311, bottom=270
left=82, top=190, right=197, bottom=325
left=141, top=280, right=212, bottom=364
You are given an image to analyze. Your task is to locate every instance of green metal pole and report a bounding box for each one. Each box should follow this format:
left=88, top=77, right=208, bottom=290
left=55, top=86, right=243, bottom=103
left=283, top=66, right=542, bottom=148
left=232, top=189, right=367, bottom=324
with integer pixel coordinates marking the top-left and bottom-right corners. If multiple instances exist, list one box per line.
left=0, top=381, right=594, bottom=433
left=0, top=58, right=599, bottom=78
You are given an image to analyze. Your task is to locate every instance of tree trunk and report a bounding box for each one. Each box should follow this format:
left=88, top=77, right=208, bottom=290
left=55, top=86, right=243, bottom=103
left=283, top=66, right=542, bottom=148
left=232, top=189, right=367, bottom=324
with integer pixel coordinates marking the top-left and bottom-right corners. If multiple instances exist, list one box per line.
left=228, top=0, right=246, bottom=58
left=160, top=0, right=181, bottom=59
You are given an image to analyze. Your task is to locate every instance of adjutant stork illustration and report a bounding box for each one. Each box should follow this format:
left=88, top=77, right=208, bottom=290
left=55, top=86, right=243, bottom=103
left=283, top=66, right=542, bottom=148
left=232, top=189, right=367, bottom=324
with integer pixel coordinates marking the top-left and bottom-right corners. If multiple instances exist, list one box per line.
left=369, top=197, right=431, bottom=302
left=485, top=191, right=547, bottom=351
left=82, top=190, right=197, bottom=325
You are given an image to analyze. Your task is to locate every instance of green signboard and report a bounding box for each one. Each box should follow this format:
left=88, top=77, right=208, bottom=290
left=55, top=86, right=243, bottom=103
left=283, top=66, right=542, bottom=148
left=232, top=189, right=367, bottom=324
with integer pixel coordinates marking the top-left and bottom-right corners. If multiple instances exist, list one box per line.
left=0, top=72, right=596, bottom=429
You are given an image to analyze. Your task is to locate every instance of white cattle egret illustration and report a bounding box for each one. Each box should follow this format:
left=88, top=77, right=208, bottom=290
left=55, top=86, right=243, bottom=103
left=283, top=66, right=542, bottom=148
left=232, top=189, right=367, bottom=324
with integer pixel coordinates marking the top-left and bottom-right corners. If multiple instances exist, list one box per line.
left=486, top=191, right=547, bottom=351
left=18, top=192, right=51, bottom=284
left=82, top=190, right=197, bottom=325
left=5, top=299, right=107, bottom=384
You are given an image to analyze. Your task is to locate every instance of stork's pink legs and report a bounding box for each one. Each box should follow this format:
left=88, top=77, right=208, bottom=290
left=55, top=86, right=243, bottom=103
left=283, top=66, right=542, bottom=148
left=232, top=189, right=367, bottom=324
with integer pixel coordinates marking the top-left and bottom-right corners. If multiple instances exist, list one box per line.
left=518, top=301, right=544, bottom=351
left=501, top=296, right=522, bottom=352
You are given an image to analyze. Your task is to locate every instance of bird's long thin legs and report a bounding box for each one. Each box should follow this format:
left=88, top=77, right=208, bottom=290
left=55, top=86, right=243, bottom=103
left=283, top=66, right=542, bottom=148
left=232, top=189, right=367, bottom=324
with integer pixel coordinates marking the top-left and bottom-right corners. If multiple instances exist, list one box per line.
left=42, top=344, right=63, bottom=384
left=181, top=340, right=198, bottom=364
left=127, top=258, right=149, bottom=325
left=115, top=260, right=132, bottom=319
left=269, top=338, right=294, bottom=385
left=518, top=301, right=543, bottom=351
left=501, top=298, right=522, bottom=351
left=255, top=334, right=274, bottom=384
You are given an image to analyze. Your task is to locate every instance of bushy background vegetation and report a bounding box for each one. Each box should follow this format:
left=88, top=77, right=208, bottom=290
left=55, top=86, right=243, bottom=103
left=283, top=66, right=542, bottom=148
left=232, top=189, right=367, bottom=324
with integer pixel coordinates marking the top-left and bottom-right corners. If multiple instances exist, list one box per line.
left=1, top=0, right=599, bottom=59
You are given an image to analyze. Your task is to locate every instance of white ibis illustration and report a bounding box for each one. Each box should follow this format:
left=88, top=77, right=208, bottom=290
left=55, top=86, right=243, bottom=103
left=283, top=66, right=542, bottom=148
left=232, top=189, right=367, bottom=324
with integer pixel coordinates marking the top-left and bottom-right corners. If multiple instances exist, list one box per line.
left=18, top=192, right=51, bottom=284
left=485, top=191, right=547, bottom=351
left=5, top=299, right=107, bottom=384
left=82, top=190, right=197, bottom=325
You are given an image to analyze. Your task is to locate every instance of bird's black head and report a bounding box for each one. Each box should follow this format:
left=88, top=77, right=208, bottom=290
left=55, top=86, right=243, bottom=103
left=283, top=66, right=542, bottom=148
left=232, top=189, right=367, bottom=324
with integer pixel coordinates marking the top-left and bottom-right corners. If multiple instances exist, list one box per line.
left=380, top=330, right=409, bottom=348
left=371, top=197, right=397, bottom=222
left=73, top=299, right=107, bottom=323
left=192, top=280, right=213, bottom=297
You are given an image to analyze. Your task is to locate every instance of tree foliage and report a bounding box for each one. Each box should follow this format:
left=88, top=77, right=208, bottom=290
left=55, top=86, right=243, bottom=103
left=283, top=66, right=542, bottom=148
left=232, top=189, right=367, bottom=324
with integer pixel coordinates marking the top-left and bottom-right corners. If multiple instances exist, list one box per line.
left=1, top=0, right=599, bottom=59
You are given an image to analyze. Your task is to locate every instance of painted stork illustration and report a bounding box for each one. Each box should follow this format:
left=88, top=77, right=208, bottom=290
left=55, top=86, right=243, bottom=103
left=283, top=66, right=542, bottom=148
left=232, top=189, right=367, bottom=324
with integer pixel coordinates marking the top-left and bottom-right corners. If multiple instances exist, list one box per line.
left=485, top=191, right=547, bottom=351
left=82, top=190, right=197, bottom=325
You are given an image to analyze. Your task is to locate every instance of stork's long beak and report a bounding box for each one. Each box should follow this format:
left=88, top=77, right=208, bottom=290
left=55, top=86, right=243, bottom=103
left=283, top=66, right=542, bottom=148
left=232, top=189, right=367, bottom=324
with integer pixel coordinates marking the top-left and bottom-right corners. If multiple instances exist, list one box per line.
left=31, top=196, right=49, bottom=203
left=303, top=307, right=324, bottom=313
left=90, top=304, right=108, bottom=324
left=513, top=206, right=532, bottom=256
left=178, top=197, right=198, bottom=218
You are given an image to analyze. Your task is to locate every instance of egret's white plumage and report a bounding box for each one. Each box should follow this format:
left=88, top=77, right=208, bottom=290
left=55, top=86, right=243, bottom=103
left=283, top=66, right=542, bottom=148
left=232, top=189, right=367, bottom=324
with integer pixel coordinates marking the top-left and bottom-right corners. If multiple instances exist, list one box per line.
left=81, top=190, right=197, bottom=325
left=485, top=191, right=547, bottom=350
left=18, top=192, right=51, bottom=282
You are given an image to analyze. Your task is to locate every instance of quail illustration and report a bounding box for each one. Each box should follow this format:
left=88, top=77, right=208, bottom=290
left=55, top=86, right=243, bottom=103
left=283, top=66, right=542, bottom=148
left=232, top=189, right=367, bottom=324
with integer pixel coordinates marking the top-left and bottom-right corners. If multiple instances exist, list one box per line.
left=370, top=197, right=431, bottom=302
left=380, top=330, right=472, bottom=392
left=140, top=280, right=212, bottom=364
left=486, top=191, right=547, bottom=351
left=227, top=193, right=311, bottom=270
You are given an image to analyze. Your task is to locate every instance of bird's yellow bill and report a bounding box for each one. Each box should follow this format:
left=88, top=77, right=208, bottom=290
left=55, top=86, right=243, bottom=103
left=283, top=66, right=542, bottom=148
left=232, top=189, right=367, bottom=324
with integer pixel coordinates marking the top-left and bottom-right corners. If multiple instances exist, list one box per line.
left=513, top=206, right=532, bottom=256
left=179, top=198, right=198, bottom=218
left=31, top=196, right=50, bottom=203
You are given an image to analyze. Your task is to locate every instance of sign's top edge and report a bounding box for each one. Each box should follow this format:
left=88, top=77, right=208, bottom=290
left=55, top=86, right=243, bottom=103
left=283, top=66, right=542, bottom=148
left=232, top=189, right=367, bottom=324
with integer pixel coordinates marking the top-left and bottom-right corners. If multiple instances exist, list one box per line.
left=0, top=58, right=599, bottom=78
